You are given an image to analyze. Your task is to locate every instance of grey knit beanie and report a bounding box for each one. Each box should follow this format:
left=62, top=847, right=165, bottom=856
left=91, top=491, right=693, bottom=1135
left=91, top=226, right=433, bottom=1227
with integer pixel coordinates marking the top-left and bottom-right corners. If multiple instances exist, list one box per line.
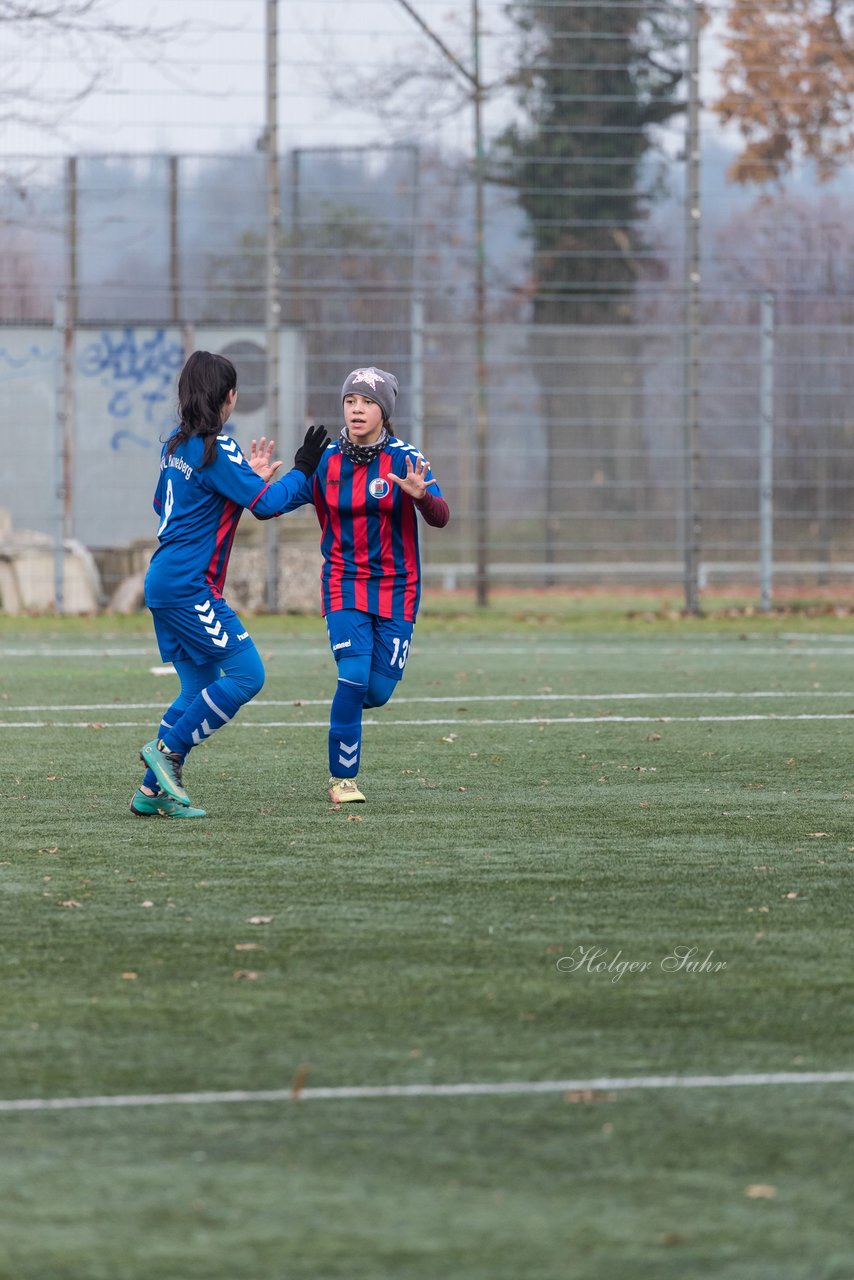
left=341, top=366, right=399, bottom=424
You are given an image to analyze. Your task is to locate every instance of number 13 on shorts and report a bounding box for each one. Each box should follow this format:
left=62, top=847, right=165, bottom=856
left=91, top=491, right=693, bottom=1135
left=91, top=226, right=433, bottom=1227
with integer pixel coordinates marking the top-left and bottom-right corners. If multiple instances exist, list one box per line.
left=389, top=636, right=410, bottom=670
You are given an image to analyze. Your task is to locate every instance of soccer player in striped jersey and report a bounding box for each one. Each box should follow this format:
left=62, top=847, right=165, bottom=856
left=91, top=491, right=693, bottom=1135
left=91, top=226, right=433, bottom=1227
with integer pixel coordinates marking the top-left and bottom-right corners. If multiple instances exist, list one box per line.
left=261, top=366, right=449, bottom=803
left=132, top=349, right=328, bottom=818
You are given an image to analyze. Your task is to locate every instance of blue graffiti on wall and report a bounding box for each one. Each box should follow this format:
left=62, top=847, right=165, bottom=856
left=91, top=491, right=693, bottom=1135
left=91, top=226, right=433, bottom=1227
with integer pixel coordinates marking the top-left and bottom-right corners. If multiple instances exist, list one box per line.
left=0, top=343, right=54, bottom=381
left=77, top=328, right=184, bottom=448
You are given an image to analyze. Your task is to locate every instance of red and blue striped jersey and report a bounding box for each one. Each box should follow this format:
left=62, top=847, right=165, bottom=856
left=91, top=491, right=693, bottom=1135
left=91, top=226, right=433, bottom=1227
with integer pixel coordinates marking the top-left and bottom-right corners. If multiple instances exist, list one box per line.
left=290, top=438, right=443, bottom=622
left=144, top=432, right=308, bottom=607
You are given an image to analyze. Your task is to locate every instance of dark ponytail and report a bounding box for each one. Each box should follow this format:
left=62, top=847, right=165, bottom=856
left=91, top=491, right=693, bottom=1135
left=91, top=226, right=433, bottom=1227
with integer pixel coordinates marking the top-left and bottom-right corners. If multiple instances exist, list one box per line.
left=166, top=350, right=237, bottom=468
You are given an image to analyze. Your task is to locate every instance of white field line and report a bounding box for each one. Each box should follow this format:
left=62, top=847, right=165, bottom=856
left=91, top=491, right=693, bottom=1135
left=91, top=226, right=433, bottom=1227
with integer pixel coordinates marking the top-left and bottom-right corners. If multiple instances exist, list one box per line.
left=6, top=644, right=854, bottom=659
left=0, top=647, right=155, bottom=657
left=4, top=713, right=854, bottom=730
left=11, top=689, right=854, bottom=714
left=1, top=1072, right=853, bottom=1114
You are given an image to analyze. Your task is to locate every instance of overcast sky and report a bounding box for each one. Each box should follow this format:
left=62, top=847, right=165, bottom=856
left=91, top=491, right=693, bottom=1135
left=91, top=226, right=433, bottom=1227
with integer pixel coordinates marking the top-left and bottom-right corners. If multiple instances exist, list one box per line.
left=0, top=0, right=743, bottom=168
left=3, top=0, right=518, bottom=160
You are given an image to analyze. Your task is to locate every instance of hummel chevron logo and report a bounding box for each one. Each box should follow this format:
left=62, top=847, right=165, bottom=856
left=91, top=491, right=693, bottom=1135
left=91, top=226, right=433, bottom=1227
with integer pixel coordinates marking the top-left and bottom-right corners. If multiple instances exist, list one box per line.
left=211, top=632, right=229, bottom=648
left=218, top=437, right=243, bottom=465
left=194, top=600, right=211, bottom=612
left=338, top=740, right=358, bottom=769
left=204, top=620, right=223, bottom=637
left=191, top=719, right=214, bottom=745
left=197, top=608, right=216, bottom=626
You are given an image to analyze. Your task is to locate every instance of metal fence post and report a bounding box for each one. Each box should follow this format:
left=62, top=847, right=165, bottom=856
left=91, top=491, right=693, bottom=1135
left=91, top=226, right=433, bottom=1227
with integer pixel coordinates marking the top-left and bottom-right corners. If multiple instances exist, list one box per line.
left=264, top=0, right=281, bottom=611
left=682, top=0, right=702, bottom=614
left=759, top=291, right=775, bottom=611
left=53, top=294, right=67, bottom=614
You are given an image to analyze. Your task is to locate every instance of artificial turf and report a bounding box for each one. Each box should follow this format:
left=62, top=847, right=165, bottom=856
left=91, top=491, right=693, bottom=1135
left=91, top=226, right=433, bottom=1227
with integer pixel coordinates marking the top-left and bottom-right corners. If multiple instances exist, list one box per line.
left=1, top=603, right=853, bottom=1277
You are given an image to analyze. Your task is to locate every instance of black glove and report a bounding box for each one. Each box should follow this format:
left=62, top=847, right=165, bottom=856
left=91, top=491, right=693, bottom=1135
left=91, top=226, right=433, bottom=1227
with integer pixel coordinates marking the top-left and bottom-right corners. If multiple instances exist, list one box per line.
left=293, top=424, right=330, bottom=476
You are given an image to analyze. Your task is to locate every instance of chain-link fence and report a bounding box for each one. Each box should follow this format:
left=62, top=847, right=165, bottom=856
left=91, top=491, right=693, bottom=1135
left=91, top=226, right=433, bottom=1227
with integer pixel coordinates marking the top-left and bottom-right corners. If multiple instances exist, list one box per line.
left=2, top=1, right=853, bottom=610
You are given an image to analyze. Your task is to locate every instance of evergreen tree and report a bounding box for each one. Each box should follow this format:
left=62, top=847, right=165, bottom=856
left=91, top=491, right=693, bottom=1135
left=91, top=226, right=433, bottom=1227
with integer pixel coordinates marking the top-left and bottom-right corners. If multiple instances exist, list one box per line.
left=496, top=0, right=686, bottom=324
left=494, top=2, right=687, bottom=564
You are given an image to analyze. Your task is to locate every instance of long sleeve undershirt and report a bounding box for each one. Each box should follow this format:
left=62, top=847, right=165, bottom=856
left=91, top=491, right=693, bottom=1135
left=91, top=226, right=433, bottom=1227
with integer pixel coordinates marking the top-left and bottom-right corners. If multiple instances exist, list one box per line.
left=415, top=491, right=450, bottom=527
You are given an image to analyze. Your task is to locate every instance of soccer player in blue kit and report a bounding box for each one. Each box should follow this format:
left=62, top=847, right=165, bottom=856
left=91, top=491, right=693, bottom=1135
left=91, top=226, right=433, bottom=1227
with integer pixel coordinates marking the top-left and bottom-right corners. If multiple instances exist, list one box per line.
left=132, top=349, right=328, bottom=818
left=273, top=366, right=450, bottom=804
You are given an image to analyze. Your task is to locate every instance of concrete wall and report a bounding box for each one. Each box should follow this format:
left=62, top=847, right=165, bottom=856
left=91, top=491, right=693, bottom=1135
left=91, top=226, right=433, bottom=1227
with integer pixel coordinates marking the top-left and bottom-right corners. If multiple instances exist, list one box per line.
left=0, top=324, right=306, bottom=549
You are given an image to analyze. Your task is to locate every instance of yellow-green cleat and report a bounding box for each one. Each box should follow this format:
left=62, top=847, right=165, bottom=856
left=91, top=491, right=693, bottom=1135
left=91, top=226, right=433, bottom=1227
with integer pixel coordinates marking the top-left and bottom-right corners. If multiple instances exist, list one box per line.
left=328, top=776, right=365, bottom=804
left=130, top=789, right=206, bottom=819
left=139, top=738, right=190, bottom=805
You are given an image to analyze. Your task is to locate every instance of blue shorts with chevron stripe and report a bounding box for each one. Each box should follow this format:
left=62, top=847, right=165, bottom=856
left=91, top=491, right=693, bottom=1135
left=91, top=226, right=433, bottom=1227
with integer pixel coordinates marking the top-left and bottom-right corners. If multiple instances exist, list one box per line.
left=150, top=596, right=254, bottom=664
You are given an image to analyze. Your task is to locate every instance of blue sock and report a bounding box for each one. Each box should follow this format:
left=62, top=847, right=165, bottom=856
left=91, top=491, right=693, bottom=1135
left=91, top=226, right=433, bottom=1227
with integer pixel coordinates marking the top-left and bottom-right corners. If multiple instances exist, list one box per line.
left=158, top=645, right=265, bottom=759
left=329, top=654, right=370, bottom=777
left=142, top=715, right=175, bottom=791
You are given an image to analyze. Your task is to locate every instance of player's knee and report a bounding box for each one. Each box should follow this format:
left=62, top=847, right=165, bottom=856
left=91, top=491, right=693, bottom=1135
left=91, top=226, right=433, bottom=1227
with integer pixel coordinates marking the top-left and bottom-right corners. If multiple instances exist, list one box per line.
left=243, top=665, right=265, bottom=701
left=364, top=672, right=397, bottom=709
left=226, top=646, right=266, bottom=703
left=337, top=653, right=372, bottom=690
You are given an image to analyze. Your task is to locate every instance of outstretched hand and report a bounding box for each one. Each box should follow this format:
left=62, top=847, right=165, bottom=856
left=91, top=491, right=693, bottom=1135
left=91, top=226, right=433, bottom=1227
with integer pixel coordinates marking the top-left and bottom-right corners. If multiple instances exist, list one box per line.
left=389, top=453, right=431, bottom=499
left=294, top=424, right=330, bottom=476
left=248, top=436, right=283, bottom=482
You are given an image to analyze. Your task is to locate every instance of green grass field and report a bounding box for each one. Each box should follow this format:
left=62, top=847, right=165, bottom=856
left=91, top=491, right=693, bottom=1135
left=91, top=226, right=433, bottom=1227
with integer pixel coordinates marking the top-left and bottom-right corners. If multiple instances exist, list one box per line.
left=2, top=599, right=854, bottom=1279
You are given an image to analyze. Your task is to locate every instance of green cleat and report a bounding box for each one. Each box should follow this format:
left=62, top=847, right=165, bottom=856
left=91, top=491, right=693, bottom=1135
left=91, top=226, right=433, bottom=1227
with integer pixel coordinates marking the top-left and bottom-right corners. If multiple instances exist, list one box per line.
left=139, top=738, right=190, bottom=805
left=130, top=789, right=207, bottom=819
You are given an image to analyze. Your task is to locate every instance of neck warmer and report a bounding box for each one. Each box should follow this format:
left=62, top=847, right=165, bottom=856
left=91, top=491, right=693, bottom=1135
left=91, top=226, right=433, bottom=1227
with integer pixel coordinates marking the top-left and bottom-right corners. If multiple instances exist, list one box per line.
left=338, top=426, right=389, bottom=466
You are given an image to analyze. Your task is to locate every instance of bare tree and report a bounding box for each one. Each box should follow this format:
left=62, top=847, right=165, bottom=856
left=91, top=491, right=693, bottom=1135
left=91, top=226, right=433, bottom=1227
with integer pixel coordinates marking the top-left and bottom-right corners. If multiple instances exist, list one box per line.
left=0, top=1, right=177, bottom=138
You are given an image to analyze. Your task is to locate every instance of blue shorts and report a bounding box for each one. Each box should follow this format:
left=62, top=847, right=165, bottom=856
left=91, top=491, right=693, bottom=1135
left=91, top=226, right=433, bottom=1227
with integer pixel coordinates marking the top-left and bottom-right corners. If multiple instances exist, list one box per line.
left=325, top=609, right=414, bottom=683
left=150, top=596, right=254, bottom=665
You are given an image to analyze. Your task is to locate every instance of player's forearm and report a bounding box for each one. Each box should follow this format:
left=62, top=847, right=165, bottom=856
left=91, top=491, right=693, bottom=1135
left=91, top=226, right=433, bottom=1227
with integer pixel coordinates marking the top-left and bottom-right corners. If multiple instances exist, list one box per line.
left=249, top=468, right=313, bottom=518
left=414, top=491, right=450, bottom=527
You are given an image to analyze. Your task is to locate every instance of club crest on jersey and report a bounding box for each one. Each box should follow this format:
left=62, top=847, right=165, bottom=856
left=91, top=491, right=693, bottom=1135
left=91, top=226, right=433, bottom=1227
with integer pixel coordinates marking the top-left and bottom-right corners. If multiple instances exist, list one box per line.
left=369, top=477, right=390, bottom=499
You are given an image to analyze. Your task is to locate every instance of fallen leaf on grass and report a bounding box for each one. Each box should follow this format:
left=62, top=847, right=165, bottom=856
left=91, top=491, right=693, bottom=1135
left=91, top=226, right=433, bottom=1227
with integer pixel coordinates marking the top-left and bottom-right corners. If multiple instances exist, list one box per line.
left=140, top=900, right=154, bottom=909
left=233, top=970, right=259, bottom=980
left=234, top=943, right=263, bottom=952
left=121, top=972, right=138, bottom=981
left=440, top=734, right=458, bottom=743
left=38, top=846, right=60, bottom=855
left=247, top=915, right=273, bottom=925
left=564, top=1089, right=617, bottom=1104
left=745, top=1184, right=776, bottom=1199
left=58, top=900, right=82, bottom=909
left=291, top=1064, right=311, bottom=1099
left=807, top=832, right=830, bottom=838
left=347, top=813, right=363, bottom=822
